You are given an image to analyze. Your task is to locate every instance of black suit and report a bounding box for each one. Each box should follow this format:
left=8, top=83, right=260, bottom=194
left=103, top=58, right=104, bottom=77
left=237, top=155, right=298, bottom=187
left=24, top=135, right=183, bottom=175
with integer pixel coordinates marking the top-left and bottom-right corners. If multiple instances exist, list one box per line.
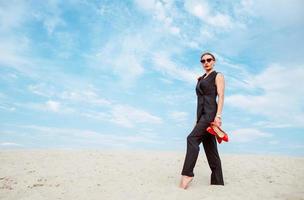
left=181, top=71, right=224, bottom=185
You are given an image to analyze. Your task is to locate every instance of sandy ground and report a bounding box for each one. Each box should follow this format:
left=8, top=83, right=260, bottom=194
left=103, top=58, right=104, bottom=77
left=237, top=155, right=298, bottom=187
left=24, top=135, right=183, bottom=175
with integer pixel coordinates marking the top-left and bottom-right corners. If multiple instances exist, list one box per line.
left=0, top=149, right=303, bottom=200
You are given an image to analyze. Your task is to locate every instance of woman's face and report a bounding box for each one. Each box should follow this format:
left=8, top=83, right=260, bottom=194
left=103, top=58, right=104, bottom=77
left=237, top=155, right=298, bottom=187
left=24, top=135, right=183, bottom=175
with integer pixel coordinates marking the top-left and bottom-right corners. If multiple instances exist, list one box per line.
left=201, top=55, right=215, bottom=71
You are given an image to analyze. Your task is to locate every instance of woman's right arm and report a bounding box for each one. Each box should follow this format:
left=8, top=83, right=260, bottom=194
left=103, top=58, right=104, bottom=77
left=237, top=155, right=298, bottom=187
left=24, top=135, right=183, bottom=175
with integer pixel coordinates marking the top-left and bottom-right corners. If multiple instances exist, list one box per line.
left=214, top=73, right=225, bottom=126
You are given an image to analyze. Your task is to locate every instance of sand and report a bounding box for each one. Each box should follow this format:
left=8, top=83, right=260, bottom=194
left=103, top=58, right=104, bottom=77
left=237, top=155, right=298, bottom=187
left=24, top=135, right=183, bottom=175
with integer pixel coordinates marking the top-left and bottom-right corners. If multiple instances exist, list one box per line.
left=0, top=149, right=303, bottom=200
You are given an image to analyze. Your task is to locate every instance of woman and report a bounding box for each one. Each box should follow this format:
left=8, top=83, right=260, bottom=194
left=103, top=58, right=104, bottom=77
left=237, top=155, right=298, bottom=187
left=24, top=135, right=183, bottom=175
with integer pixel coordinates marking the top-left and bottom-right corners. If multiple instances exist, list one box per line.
left=179, top=52, right=225, bottom=189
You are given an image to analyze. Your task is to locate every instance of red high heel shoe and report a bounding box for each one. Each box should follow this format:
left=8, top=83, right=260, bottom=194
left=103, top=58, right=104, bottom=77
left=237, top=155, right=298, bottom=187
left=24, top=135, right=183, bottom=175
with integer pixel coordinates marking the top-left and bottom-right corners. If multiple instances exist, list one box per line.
left=211, top=122, right=229, bottom=142
left=206, top=126, right=223, bottom=144
left=206, top=122, right=229, bottom=144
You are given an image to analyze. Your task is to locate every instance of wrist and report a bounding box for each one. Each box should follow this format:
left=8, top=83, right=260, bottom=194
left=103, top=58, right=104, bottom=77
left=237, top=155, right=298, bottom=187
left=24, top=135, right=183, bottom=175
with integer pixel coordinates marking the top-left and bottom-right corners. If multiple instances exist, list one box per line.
left=215, top=114, right=222, bottom=119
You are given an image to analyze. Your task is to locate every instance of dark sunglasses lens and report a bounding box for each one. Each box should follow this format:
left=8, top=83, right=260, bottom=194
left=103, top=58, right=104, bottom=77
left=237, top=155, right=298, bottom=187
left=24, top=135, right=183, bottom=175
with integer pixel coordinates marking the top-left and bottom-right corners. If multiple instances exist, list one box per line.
left=201, top=58, right=213, bottom=64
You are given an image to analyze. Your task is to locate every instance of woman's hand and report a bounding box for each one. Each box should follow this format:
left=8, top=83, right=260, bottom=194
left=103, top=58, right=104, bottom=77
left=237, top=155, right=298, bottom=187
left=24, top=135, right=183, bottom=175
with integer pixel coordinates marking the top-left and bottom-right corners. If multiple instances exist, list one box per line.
left=214, top=116, right=222, bottom=127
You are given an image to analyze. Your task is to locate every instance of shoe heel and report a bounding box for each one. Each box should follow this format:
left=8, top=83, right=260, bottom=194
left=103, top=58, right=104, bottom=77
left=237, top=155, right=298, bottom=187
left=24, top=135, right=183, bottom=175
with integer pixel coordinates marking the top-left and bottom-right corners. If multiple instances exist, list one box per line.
left=207, top=127, right=222, bottom=144
left=206, top=127, right=217, bottom=136
left=222, top=134, right=229, bottom=142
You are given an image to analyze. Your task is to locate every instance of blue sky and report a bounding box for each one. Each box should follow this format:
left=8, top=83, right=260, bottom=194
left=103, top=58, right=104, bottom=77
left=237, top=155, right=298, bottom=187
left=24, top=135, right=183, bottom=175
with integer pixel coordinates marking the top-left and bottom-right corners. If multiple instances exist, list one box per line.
left=1, top=0, right=304, bottom=156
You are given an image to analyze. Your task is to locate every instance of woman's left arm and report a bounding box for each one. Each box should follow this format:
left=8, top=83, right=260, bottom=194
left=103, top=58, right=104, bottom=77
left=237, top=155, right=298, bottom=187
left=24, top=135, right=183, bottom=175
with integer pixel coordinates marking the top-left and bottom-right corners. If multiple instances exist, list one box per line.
left=214, top=73, right=225, bottom=126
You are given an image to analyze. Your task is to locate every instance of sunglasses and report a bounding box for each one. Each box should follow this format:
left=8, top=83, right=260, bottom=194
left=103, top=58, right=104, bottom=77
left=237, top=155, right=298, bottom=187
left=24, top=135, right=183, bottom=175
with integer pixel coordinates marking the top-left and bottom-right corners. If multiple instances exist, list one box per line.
left=200, top=58, right=213, bottom=64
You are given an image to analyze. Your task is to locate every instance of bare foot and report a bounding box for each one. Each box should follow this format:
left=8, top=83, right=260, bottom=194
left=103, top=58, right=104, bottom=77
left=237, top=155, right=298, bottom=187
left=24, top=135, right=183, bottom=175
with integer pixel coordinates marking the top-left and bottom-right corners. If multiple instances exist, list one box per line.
left=179, top=175, right=193, bottom=189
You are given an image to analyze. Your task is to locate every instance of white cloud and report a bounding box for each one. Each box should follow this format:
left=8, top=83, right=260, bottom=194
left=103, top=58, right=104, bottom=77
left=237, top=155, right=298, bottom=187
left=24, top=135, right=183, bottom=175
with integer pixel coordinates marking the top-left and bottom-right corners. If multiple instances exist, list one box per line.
left=17, top=98, right=163, bottom=128
left=43, top=16, right=65, bottom=35
left=251, top=0, right=304, bottom=27
left=0, top=92, right=16, bottom=112
left=0, top=142, right=22, bottom=146
left=18, top=125, right=161, bottom=146
left=28, top=84, right=111, bottom=107
left=61, top=89, right=111, bottom=107
left=184, top=0, right=234, bottom=29
left=92, top=33, right=150, bottom=86
left=81, top=103, right=163, bottom=128
left=33, top=0, right=66, bottom=35
left=134, top=0, right=180, bottom=35
left=0, top=0, right=29, bottom=32
left=199, top=29, right=214, bottom=40
left=0, top=37, right=33, bottom=74
left=80, top=111, right=110, bottom=122
left=0, top=104, right=16, bottom=112
left=230, top=128, right=272, bottom=143
left=191, top=1, right=209, bottom=18
left=27, top=83, right=162, bottom=128
left=110, top=105, right=163, bottom=128
left=152, top=52, right=198, bottom=84
left=215, top=55, right=254, bottom=91
left=134, top=0, right=155, bottom=11
left=154, top=0, right=180, bottom=35
left=226, top=63, right=304, bottom=128
left=233, top=0, right=256, bottom=19
left=169, top=111, right=189, bottom=123
left=28, top=83, right=57, bottom=98
left=207, top=13, right=233, bottom=28
left=268, top=140, right=279, bottom=145
left=286, top=144, right=304, bottom=150
left=113, top=53, right=145, bottom=83
left=22, top=100, right=74, bottom=114
left=45, top=100, right=61, bottom=112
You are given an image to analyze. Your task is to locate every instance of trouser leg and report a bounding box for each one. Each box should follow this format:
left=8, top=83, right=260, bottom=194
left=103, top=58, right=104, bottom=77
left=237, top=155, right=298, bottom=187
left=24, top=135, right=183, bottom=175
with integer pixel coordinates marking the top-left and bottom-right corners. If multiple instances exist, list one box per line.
left=202, top=134, right=224, bottom=185
left=181, top=121, right=208, bottom=177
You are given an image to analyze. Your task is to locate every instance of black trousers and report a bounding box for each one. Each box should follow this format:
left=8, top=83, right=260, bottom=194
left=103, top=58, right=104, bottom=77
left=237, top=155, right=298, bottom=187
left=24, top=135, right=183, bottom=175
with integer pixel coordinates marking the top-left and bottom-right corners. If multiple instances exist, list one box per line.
left=181, top=118, right=224, bottom=185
